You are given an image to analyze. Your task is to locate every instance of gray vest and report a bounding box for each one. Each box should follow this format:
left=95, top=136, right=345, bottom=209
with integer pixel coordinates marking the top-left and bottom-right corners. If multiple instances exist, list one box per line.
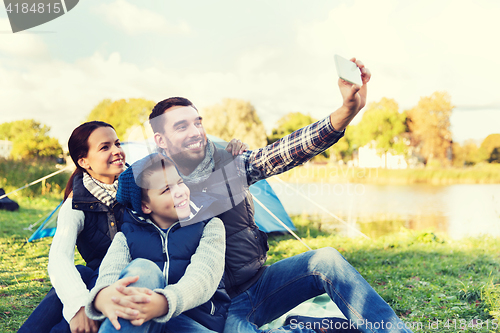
left=185, top=148, right=268, bottom=298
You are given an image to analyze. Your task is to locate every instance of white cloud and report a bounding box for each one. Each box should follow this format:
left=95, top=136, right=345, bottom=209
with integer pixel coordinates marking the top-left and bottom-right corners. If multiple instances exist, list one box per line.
left=0, top=18, right=49, bottom=58
left=295, top=0, right=500, bottom=110
left=2, top=0, right=499, bottom=148
left=94, top=0, right=190, bottom=36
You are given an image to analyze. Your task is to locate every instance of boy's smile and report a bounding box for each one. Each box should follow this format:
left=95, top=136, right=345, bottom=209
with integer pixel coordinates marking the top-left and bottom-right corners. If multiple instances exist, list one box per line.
left=141, top=164, right=191, bottom=229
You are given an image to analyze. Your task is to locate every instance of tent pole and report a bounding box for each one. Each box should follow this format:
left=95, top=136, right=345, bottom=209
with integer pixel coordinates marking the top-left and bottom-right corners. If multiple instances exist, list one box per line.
left=0, top=166, right=71, bottom=200
left=252, top=195, right=312, bottom=251
left=272, top=177, right=370, bottom=239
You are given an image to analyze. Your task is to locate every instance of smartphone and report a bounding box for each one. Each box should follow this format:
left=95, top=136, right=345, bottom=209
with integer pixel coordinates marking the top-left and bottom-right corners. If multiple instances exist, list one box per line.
left=334, top=54, right=362, bottom=86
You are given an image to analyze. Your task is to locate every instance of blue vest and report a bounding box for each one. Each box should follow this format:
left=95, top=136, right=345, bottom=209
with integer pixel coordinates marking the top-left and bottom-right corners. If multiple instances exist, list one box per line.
left=72, top=172, right=124, bottom=271
left=121, top=205, right=230, bottom=333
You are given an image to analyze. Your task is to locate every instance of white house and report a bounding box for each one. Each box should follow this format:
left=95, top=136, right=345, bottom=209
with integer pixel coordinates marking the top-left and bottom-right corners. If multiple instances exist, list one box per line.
left=357, top=143, right=408, bottom=169
left=0, top=140, right=13, bottom=159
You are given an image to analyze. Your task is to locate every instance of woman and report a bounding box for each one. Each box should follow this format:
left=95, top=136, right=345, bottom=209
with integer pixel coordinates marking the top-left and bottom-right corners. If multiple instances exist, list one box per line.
left=19, top=121, right=127, bottom=333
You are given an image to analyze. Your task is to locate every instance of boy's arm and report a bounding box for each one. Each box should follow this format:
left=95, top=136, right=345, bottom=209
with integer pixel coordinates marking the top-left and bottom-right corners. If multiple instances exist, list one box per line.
left=152, top=217, right=225, bottom=323
left=85, top=232, right=132, bottom=321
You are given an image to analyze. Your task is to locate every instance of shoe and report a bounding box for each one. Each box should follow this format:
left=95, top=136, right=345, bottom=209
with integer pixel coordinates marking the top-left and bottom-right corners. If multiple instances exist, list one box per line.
left=284, top=315, right=361, bottom=333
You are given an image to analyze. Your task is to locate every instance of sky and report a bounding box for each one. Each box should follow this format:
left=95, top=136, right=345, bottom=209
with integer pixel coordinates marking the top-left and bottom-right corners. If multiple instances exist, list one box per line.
left=1, top=0, right=499, bottom=148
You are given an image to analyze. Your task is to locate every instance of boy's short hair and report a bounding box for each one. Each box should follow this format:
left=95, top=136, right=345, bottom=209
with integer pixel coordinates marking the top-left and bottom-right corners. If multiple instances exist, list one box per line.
left=117, top=153, right=175, bottom=214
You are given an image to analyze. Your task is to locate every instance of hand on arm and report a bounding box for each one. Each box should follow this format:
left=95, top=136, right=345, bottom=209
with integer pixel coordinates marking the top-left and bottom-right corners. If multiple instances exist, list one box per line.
left=94, top=277, right=169, bottom=329
left=116, top=291, right=169, bottom=327
left=225, top=138, right=249, bottom=156
left=93, top=276, right=152, bottom=330
left=69, top=307, right=99, bottom=333
left=330, top=58, right=372, bottom=132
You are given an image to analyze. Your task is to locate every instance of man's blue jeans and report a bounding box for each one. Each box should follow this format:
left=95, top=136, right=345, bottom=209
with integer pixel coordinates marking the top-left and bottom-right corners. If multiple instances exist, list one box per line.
left=224, top=248, right=413, bottom=333
left=98, top=258, right=217, bottom=333
left=17, top=265, right=98, bottom=333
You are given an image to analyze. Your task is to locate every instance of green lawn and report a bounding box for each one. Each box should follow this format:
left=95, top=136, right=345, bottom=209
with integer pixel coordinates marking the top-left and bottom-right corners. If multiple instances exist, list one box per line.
left=1, top=196, right=499, bottom=332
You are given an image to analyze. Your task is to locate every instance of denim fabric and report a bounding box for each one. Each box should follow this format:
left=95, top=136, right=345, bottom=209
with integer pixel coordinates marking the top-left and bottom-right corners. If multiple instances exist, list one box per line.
left=224, top=248, right=413, bottom=333
left=97, top=259, right=217, bottom=333
left=18, top=265, right=98, bottom=333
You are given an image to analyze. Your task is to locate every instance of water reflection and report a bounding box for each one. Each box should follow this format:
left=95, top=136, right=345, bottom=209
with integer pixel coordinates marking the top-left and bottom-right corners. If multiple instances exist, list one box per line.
left=268, top=182, right=500, bottom=239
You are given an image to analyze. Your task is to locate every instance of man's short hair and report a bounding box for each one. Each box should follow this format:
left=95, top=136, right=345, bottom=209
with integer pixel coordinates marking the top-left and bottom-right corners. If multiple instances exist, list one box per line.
left=149, top=97, right=197, bottom=134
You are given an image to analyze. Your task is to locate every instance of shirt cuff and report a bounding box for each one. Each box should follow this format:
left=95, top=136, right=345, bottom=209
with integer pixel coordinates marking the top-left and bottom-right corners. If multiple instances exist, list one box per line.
left=151, top=288, right=178, bottom=323
left=324, top=114, right=346, bottom=135
left=85, top=285, right=110, bottom=321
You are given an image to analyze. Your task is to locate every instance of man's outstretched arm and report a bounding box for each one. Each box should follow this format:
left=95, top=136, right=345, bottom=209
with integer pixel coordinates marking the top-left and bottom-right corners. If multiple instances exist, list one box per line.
left=243, top=58, right=371, bottom=184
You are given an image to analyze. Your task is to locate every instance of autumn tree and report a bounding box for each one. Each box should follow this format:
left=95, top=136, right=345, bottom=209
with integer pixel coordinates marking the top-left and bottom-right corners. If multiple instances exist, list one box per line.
left=490, top=148, right=500, bottom=163
left=0, top=120, right=62, bottom=159
left=352, top=98, right=408, bottom=164
left=407, top=92, right=454, bottom=166
left=452, top=140, right=481, bottom=166
left=201, top=98, right=267, bottom=149
left=268, top=112, right=316, bottom=143
left=267, top=112, right=337, bottom=161
left=478, top=133, right=500, bottom=163
left=86, top=98, right=156, bottom=140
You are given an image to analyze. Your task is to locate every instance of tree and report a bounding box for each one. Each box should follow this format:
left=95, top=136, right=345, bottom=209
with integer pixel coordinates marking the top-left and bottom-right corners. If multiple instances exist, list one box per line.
left=478, top=133, right=500, bottom=163
left=489, top=147, right=500, bottom=163
left=351, top=98, right=408, bottom=166
left=452, top=140, right=481, bottom=166
left=268, top=112, right=316, bottom=143
left=0, top=120, right=62, bottom=159
left=267, top=112, right=336, bottom=161
left=201, top=98, right=267, bottom=149
left=86, top=98, right=156, bottom=140
left=407, top=92, right=454, bottom=166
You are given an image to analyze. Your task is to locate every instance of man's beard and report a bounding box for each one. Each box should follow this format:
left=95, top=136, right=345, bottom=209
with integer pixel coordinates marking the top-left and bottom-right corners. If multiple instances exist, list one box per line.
left=166, top=137, right=206, bottom=173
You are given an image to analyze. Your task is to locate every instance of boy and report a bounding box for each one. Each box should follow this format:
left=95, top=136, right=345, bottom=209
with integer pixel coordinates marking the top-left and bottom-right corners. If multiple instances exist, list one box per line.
left=85, top=153, right=229, bottom=333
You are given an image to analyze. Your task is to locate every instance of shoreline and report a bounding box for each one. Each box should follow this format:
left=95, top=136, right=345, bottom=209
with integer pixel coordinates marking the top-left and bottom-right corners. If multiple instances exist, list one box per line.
left=269, top=164, right=500, bottom=185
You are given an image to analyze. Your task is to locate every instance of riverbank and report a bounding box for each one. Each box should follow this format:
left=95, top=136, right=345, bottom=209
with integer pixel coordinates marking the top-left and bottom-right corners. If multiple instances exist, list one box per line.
left=271, top=163, right=500, bottom=185
left=1, top=197, right=499, bottom=332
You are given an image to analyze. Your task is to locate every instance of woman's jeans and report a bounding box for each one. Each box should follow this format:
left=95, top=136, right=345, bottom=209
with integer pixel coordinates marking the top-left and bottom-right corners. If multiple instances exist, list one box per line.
left=224, top=248, right=414, bottom=333
left=97, top=258, right=217, bottom=333
left=18, top=265, right=98, bottom=333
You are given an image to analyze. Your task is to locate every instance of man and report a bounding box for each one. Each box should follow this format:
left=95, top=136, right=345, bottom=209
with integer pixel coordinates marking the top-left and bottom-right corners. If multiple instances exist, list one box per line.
left=113, top=59, right=413, bottom=333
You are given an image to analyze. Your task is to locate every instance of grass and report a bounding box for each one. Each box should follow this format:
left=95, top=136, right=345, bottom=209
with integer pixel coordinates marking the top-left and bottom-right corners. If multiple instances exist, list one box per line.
left=0, top=158, right=70, bottom=197
left=267, top=216, right=500, bottom=332
left=0, top=195, right=84, bottom=332
left=273, top=163, right=500, bottom=185
left=1, top=198, right=500, bottom=332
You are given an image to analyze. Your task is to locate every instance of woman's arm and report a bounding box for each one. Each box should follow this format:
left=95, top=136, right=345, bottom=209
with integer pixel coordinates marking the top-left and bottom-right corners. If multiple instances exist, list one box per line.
left=86, top=232, right=132, bottom=321
left=47, top=198, right=88, bottom=323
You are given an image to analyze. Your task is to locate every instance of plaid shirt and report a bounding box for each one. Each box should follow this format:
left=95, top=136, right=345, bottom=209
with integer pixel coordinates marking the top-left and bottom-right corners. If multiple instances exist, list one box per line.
left=241, top=115, right=344, bottom=185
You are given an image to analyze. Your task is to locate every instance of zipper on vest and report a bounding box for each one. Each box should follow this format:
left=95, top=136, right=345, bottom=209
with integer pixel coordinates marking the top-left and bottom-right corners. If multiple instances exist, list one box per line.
left=210, top=301, right=215, bottom=315
left=149, top=223, right=169, bottom=283
left=160, top=221, right=179, bottom=285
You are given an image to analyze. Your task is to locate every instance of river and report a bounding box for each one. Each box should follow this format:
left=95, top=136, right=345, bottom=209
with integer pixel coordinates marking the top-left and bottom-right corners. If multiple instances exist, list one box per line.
left=267, top=181, right=500, bottom=239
